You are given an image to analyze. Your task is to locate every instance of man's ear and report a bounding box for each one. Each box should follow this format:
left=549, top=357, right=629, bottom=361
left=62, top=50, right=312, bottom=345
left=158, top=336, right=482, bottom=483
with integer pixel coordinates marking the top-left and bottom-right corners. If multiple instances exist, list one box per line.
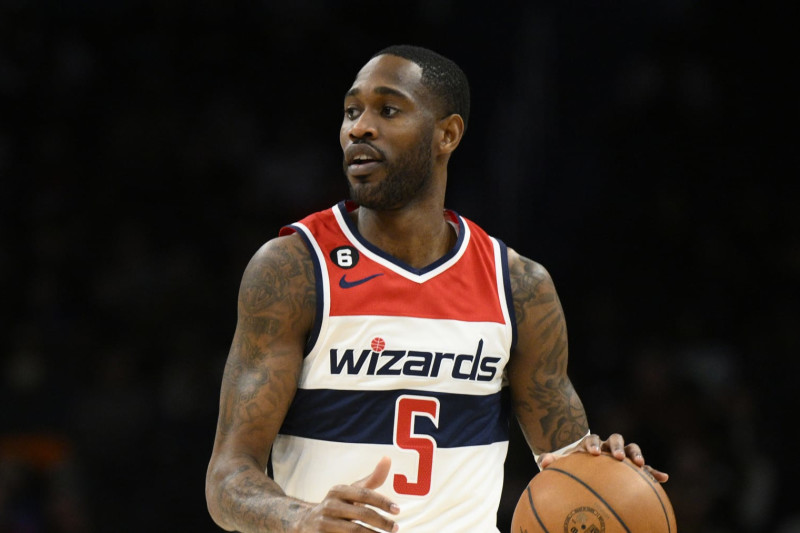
left=435, top=114, right=465, bottom=156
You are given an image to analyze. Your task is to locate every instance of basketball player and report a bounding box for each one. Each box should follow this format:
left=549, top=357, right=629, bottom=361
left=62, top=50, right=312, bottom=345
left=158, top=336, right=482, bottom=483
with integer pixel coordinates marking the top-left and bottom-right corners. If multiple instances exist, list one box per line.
left=205, top=45, right=668, bottom=532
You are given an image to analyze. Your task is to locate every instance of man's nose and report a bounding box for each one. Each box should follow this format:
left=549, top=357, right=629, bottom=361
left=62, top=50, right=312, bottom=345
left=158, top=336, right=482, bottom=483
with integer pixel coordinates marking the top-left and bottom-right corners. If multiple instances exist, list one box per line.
left=349, top=111, right=378, bottom=139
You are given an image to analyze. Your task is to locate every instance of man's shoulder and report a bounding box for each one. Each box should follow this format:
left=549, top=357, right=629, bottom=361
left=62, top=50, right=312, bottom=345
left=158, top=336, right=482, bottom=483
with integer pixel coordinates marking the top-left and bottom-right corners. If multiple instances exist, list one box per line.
left=243, top=233, right=314, bottom=286
left=506, top=247, right=554, bottom=296
left=234, top=233, right=317, bottom=326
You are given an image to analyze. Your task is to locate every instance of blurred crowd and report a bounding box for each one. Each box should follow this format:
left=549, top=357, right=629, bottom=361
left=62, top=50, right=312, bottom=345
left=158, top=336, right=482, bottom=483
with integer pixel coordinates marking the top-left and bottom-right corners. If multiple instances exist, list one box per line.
left=1, top=2, right=795, bottom=532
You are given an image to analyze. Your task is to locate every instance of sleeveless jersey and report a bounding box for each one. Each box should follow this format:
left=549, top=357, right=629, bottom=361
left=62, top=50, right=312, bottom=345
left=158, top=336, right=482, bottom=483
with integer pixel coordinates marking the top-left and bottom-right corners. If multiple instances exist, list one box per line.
left=274, top=201, right=517, bottom=532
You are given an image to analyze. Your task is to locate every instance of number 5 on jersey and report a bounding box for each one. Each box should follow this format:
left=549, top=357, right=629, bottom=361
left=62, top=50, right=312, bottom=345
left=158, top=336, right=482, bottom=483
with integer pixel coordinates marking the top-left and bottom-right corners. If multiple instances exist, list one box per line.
left=393, top=395, right=440, bottom=496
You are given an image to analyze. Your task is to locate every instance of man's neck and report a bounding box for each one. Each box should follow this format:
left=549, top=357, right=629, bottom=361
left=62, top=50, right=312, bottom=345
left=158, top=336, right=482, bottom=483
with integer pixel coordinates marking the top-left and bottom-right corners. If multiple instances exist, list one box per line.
left=352, top=202, right=456, bottom=270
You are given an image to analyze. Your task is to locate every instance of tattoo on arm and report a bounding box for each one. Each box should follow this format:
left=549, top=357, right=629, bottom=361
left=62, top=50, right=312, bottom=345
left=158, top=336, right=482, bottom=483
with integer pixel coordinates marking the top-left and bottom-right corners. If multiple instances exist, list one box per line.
left=219, top=237, right=314, bottom=435
left=510, top=253, right=589, bottom=451
left=209, top=236, right=316, bottom=531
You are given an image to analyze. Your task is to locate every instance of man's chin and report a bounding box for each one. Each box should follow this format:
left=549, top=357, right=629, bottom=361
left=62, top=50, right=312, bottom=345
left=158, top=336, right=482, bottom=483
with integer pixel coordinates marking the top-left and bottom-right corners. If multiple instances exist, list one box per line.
left=348, top=189, right=401, bottom=211
left=348, top=183, right=381, bottom=207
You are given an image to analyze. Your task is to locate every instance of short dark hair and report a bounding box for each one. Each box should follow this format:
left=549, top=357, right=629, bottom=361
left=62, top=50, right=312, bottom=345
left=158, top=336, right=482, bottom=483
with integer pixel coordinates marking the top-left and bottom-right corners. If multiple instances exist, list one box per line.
left=373, top=44, right=471, bottom=131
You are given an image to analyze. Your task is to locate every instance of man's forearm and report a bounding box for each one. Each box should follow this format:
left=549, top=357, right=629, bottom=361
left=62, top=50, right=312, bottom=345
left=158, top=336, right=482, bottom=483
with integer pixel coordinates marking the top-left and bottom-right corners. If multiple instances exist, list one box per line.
left=207, top=460, right=310, bottom=532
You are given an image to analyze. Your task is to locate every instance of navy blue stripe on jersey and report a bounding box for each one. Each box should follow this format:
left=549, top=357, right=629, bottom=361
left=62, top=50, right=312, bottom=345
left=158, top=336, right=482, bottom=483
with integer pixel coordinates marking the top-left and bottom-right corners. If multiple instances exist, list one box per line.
left=497, top=239, right=518, bottom=351
left=290, top=224, right=324, bottom=357
left=336, top=201, right=466, bottom=277
left=279, top=387, right=510, bottom=448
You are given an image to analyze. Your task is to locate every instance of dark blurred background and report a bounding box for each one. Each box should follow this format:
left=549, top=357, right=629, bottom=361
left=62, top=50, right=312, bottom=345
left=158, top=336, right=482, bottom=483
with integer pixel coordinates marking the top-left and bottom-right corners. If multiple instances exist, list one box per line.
left=1, top=1, right=797, bottom=532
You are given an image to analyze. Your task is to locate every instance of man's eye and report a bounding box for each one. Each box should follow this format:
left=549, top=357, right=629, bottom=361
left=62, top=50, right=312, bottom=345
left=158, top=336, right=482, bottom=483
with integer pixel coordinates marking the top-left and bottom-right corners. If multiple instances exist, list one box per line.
left=381, top=106, right=399, bottom=117
left=345, top=107, right=361, bottom=120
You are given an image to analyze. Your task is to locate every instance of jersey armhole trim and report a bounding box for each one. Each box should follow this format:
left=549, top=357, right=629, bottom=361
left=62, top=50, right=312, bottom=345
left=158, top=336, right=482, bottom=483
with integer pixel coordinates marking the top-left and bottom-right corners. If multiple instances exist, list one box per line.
left=286, top=223, right=325, bottom=357
left=495, top=238, right=517, bottom=351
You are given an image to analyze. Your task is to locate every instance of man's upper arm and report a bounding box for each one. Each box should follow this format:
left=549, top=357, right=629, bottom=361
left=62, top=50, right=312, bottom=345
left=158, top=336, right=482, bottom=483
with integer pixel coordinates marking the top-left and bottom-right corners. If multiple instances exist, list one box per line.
left=506, top=247, right=589, bottom=455
left=213, top=233, right=316, bottom=467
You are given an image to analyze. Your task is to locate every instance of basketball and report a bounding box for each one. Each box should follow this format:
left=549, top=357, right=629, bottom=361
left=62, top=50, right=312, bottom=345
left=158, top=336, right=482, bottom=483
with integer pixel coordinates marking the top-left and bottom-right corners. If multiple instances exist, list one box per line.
left=511, top=452, right=676, bottom=533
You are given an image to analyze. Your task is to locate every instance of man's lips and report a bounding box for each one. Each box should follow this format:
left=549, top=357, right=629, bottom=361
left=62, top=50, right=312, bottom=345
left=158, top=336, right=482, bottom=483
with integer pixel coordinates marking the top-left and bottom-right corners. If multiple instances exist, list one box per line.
left=344, top=143, right=384, bottom=167
left=347, top=160, right=382, bottom=177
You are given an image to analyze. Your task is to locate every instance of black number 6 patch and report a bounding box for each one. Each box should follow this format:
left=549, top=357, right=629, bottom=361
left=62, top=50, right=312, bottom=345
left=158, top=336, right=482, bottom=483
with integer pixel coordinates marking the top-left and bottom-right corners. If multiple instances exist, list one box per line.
left=330, top=246, right=359, bottom=269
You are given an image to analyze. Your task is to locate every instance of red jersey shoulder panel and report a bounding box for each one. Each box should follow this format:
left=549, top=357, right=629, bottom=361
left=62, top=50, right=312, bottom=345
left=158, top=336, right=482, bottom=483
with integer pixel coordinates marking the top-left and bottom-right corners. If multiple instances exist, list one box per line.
left=285, top=204, right=506, bottom=324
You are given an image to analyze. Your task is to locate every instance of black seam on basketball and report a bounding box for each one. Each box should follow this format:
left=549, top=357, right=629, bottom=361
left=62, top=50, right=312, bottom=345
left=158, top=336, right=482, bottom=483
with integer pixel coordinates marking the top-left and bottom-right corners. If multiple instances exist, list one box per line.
left=527, top=484, right=551, bottom=533
left=547, top=467, right=632, bottom=533
left=617, top=459, right=673, bottom=533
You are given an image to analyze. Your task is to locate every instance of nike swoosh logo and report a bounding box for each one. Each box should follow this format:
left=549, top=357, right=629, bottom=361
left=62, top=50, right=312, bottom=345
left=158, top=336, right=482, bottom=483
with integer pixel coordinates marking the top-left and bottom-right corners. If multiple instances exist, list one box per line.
left=339, top=273, right=384, bottom=289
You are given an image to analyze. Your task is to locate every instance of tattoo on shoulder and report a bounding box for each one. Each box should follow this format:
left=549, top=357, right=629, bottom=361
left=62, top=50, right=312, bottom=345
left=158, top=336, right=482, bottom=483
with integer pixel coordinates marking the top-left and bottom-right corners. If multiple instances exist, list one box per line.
left=509, top=255, right=552, bottom=325
left=240, top=237, right=315, bottom=318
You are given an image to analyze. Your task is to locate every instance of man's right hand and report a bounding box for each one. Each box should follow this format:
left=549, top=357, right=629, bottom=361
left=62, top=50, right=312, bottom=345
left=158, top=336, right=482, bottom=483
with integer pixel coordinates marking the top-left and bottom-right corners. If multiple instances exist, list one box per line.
left=294, top=457, right=400, bottom=532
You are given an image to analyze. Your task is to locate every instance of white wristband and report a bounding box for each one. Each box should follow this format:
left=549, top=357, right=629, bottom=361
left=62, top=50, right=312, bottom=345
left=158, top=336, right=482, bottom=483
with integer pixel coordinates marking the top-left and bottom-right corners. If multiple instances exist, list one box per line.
left=532, top=430, right=591, bottom=470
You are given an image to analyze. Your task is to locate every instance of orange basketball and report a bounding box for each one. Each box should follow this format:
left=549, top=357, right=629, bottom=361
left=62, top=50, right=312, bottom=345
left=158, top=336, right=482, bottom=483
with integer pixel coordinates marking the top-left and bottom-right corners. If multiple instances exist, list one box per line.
left=511, top=452, right=676, bottom=533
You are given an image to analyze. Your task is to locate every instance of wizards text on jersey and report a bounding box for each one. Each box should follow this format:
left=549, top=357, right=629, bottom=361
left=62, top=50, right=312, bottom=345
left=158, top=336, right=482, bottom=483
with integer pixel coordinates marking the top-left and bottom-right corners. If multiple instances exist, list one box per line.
left=330, top=339, right=502, bottom=381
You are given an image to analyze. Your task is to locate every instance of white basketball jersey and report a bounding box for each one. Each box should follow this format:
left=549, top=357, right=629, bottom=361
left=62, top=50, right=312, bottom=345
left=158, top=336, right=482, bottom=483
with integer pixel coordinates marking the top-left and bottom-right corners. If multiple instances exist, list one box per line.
left=274, top=201, right=517, bottom=532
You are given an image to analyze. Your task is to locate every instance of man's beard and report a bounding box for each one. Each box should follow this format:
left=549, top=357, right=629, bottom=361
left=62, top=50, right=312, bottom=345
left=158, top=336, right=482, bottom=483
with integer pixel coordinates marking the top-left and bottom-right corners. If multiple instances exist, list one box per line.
left=344, top=130, right=434, bottom=211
